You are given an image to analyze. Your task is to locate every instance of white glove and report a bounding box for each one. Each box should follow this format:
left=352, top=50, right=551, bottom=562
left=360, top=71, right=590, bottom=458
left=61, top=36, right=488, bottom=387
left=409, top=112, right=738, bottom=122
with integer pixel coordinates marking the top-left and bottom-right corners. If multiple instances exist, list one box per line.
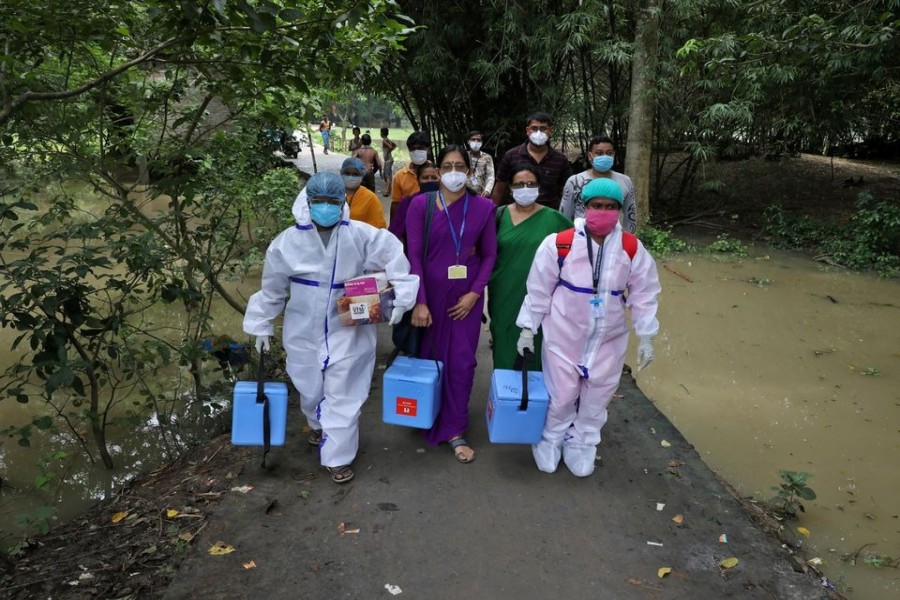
left=516, top=329, right=535, bottom=356
left=637, top=335, right=654, bottom=371
left=388, top=306, right=407, bottom=326
left=255, top=335, right=270, bottom=354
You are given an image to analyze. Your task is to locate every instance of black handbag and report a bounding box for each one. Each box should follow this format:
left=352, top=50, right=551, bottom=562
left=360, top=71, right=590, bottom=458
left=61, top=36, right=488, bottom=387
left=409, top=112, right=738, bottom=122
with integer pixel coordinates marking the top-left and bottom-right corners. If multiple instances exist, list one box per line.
left=391, top=191, right=437, bottom=356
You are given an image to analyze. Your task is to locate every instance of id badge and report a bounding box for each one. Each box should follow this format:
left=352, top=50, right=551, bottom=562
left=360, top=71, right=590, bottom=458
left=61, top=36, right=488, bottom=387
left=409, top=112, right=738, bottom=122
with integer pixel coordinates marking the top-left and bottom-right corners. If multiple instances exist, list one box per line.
left=589, top=297, right=604, bottom=319
left=448, top=265, right=468, bottom=280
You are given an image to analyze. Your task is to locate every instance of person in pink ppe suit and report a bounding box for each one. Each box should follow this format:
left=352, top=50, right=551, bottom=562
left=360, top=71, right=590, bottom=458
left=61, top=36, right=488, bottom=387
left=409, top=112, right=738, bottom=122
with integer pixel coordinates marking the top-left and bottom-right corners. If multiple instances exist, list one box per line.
left=515, top=177, right=660, bottom=476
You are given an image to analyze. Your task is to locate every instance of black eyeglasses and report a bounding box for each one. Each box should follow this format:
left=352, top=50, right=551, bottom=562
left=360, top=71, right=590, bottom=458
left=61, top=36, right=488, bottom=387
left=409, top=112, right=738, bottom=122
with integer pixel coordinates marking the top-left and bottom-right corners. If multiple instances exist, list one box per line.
left=510, top=181, right=539, bottom=189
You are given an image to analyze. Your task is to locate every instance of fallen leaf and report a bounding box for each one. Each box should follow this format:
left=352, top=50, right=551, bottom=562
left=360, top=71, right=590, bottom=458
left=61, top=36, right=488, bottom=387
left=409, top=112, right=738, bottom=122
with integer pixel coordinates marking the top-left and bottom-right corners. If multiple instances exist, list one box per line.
left=660, top=440, right=672, bottom=448
left=337, top=522, right=360, bottom=536
left=243, top=560, right=257, bottom=570
left=672, top=514, right=684, bottom=525
left=111, top=511, right=129, bottom=524
left=666, top=460, right=685, bottom=468
left=658, top=567, right=672, bottom=578
left=298, top=490, right=311, bottom=499
left=231, top=484, right=254, bottom=493
left=797, top=526, right=811, bottom=537
left=166, top=509, right=179, bottom=518
left=178, top=532, right=194, bottom=542
left=719, top=557, right=739, bottom=569
left=208, top=541, right=235, bottom=555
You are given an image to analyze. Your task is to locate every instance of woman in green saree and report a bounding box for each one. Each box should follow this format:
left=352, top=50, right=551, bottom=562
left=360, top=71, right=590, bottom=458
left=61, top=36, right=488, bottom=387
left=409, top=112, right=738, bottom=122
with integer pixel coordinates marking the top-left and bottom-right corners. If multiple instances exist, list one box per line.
left=488, top=164, right=573, bottom=370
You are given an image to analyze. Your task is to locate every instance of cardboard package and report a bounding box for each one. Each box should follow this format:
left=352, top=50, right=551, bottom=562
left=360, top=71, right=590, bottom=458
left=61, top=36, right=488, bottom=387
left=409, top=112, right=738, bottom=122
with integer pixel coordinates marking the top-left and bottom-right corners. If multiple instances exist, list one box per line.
left=337, top=273, right=395, bottom=326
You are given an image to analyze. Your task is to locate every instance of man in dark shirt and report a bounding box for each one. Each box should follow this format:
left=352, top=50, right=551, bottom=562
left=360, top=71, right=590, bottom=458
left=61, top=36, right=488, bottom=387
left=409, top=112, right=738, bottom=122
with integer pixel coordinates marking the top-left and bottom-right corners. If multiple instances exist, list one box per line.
left=492, top=111, right=572, bottom=210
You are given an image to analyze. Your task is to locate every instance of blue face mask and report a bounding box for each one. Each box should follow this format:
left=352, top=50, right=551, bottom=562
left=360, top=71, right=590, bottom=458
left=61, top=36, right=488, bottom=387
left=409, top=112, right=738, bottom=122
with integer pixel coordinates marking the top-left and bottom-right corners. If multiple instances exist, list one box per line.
left=419, top=181, right=440, bottom=193
left=592, top=155, right=614, bottom=173
left=342, top=175, right=363, bottom=189
left=309, top=203, right=342, bottom=227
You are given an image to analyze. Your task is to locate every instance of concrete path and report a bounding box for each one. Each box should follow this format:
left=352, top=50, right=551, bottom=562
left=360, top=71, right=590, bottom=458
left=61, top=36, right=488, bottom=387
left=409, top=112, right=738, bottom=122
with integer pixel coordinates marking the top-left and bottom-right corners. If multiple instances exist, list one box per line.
left=164, top=325, right=829, bottom=599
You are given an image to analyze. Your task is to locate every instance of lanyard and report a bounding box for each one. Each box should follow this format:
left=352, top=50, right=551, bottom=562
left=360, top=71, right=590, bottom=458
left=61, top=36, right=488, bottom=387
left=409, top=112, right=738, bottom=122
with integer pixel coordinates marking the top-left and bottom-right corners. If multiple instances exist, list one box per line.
left=585, top=233, right=604, bottom=295
left=438, top=189, right=469, bottom=264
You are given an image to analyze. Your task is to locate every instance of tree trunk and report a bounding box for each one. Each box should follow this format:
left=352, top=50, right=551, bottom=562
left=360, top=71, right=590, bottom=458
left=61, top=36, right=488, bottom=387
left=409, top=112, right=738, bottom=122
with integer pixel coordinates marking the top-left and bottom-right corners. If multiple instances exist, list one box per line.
left=624, top=0, right=663, bottom=230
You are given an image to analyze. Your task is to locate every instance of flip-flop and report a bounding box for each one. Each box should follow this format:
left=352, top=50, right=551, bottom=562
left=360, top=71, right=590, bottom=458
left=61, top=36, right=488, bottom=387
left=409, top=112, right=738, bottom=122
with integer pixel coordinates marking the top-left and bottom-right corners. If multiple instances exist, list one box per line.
left=308, top=429, right=323, bottom=446
left=326, top=465, right=354, bottom=483
left=449, top=437, right=476, bottom=464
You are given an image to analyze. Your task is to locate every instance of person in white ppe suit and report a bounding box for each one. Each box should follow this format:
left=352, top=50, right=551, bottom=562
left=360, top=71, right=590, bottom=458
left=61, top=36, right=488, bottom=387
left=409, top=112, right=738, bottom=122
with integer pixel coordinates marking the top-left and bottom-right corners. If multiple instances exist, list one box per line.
left=516, top=177, right=660, bottom=477
left=243, top=172, right=418, bottom=483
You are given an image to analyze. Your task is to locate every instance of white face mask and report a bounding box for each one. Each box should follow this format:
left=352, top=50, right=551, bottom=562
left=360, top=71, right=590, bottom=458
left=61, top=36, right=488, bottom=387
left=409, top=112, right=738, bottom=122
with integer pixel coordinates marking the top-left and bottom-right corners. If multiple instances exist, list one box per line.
left=528, top=131, right=549, bottom=146
left=441, top=171, right=468, bottom=192
left=469, top=141, right=482, bottom=152
left=512, top=187, right=539, bottom=206
left=410, top=150, right=428, bottom=165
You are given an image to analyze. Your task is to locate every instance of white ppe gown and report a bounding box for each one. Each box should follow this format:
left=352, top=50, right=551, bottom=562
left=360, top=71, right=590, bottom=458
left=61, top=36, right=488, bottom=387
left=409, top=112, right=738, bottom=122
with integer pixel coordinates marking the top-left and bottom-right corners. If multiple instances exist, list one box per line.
left=516, top=220, right=660, bottom=476
left=243, top=195, right=418, bottom=467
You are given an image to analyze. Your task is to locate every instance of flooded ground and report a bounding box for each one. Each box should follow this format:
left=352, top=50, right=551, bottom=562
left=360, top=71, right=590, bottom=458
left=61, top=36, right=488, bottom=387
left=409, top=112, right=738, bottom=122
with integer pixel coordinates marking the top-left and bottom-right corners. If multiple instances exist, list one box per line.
left=636, top=246, right=900, bottom=598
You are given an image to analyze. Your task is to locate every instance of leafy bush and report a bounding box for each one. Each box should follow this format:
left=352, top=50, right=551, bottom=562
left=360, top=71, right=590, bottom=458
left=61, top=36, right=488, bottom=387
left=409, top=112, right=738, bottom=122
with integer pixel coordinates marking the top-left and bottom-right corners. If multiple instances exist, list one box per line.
left=640, top=226, right=689, bottom=256
left=762, top=193, right=900, bottom=277
left=706, top=233, right=748, bottom=257
left=767, top=470, right=817, bottom=520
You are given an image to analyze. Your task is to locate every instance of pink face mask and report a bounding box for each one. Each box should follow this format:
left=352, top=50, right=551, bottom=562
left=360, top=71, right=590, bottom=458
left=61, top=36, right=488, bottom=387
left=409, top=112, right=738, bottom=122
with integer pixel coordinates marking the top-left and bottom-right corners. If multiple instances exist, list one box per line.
left=584, top=209, right=619, bottom=236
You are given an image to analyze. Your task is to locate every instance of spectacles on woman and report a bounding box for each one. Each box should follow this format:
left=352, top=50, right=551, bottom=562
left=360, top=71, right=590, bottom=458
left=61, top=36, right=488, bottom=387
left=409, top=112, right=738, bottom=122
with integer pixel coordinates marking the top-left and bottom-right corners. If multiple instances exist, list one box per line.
left=439, top=162, right=468, bottom=173
left=509, top=181, right=539, bottom=189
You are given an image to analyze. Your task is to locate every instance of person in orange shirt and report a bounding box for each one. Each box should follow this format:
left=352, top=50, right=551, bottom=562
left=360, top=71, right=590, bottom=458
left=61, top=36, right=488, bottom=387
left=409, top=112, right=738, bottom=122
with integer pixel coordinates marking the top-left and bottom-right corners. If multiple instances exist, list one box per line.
left=390, top=131, right=431, bottom=219
left=341, top=157, right=387, bottom=229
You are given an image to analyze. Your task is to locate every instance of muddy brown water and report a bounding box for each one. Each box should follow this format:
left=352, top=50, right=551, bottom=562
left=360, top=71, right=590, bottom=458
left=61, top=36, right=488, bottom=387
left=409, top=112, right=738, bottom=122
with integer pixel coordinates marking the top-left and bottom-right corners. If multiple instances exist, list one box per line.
left=1, top=243, right=898, bottom=598
left=635, top=247, right=900, bottom=599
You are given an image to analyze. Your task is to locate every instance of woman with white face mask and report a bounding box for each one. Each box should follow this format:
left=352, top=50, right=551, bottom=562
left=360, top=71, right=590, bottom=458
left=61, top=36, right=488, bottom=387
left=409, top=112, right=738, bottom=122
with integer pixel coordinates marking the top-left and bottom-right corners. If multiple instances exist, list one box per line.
left=488, top=164, right=572, bottom=371
left=406, top=145, right=498, bottom=464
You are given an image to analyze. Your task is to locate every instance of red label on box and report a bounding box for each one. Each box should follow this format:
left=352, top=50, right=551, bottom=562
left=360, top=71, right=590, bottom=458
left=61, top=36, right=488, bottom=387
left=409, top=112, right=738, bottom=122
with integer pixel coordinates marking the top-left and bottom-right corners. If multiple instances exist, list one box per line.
left=396, top=397, right=418, bottom=417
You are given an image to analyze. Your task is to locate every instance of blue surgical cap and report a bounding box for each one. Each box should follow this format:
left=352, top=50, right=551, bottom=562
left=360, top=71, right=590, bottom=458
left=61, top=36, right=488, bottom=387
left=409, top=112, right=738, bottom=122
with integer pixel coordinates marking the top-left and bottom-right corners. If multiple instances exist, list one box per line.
left=305, top=172, right=346, bottom=200
left=581, top=177, right=623, bottom=205
left=341, top=157, right=366, bottom=174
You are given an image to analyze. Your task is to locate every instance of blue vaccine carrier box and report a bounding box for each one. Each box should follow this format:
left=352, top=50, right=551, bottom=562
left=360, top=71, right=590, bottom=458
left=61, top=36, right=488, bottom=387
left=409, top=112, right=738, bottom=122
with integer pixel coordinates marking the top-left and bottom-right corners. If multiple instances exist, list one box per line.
left=486, top=369, right=550, bottom=444
left=382, top=356, right=443, bottom=429
left=231, top=381, right=289, bottom=446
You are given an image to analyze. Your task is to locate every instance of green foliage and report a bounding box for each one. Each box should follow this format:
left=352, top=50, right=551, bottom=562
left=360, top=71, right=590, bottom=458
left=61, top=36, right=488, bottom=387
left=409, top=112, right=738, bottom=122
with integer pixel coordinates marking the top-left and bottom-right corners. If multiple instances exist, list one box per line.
left=862, top=553, right=899, bottom=569
left=768, top=470, right=817, bottom=520
left=705, top=233, right=748, bottom=257
left=15, top=506, right=56, bottom=536
left=763, top=193, right=900, bottom=277
left=640, top=226, right=689, bottom=256
left=676, top=1, right=900, bottom=158
left=0, top=0, right=413, bottom=480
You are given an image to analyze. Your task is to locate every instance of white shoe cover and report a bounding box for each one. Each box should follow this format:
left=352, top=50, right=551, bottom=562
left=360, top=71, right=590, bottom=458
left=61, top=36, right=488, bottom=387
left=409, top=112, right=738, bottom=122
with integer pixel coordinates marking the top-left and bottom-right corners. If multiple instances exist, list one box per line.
left=532, top=440, right=562, bottom=473
left=563, top=443, right=597, bottom=477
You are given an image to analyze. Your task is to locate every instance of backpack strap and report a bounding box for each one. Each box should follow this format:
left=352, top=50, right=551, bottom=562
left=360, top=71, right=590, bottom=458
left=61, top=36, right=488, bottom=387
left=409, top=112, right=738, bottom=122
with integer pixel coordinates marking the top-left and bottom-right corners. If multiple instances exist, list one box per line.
left=622, top=232, right=638, bottom=260
left=555, top=228, right=636, bottom=269
left=494, top=205, right=505, bottom=230
left=555, top=227, right=575, bottom=268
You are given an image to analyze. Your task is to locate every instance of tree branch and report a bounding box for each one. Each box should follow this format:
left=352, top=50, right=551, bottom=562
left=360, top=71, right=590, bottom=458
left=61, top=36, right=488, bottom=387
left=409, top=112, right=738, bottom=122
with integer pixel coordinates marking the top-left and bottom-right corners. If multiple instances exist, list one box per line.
left=0, top=36, right=182, bottom=127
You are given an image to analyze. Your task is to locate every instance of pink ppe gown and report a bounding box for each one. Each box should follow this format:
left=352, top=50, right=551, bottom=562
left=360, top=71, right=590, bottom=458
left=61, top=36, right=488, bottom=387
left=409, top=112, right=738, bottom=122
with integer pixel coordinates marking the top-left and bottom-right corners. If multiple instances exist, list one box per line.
left=516, top=221, right=661, bottom=475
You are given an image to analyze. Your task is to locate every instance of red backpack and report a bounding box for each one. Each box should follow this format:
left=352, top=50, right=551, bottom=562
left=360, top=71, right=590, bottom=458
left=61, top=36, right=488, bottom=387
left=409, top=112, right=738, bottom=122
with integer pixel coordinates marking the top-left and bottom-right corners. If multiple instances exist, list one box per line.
left=555, top=228, right=637, bottom=267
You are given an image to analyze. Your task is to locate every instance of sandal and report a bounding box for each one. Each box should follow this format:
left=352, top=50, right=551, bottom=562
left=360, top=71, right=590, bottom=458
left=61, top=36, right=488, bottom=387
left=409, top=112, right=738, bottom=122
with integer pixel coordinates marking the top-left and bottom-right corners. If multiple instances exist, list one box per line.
left=308, top=429, right=323, bottom=446
left=326, top=465, right=354, bottom=484
left=449, top=437, right=476, bottom=464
